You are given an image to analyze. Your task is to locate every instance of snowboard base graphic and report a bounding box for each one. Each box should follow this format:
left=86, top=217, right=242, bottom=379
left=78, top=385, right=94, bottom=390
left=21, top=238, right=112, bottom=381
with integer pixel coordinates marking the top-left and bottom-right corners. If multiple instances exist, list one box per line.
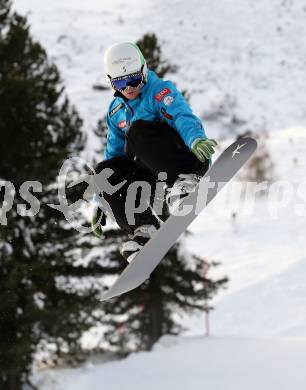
left=101, top=137, right=257, bottom=301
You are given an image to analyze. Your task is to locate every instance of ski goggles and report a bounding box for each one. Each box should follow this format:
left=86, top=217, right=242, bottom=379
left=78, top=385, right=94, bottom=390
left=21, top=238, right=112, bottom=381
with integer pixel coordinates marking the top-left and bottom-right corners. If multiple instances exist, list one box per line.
left=110, top=71, right=143, bottom=92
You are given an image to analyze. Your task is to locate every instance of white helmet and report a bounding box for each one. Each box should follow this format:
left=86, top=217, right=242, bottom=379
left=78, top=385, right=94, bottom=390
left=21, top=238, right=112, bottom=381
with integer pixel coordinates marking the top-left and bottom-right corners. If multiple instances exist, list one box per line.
left=104, top=42, right=148, bottom=82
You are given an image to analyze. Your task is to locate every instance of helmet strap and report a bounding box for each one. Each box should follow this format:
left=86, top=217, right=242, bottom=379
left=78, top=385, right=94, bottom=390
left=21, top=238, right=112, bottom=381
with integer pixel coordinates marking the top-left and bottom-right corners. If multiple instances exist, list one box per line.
left=140, top=64, right=147, bottom=84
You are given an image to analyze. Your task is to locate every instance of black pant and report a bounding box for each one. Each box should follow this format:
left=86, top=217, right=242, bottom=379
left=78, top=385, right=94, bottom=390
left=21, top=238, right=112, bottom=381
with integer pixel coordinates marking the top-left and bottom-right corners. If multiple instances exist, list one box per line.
left=95, top=120, right=208, bottom=234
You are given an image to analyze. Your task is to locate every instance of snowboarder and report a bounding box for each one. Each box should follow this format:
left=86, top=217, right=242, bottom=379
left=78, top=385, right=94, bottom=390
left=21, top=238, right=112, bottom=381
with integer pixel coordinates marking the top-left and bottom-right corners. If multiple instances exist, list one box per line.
left=92, top=42, right=217, bottom=262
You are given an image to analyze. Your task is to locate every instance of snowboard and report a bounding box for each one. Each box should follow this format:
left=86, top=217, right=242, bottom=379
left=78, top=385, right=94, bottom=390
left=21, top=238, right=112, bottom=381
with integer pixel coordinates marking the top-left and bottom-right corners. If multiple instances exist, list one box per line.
left=101, top=137, right=257, bottom=301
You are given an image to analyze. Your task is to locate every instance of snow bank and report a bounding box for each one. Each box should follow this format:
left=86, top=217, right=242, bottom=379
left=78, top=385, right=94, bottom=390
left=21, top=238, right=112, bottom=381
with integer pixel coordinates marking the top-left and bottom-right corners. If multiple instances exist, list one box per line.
left=34, top=336, right=306, bottom=390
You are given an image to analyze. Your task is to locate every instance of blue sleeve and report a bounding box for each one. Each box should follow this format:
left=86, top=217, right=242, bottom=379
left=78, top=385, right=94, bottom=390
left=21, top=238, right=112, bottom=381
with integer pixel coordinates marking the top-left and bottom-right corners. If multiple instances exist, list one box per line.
left=151, top=81, right=207, bottom=149
left=104, top=113, right=126, bottom=160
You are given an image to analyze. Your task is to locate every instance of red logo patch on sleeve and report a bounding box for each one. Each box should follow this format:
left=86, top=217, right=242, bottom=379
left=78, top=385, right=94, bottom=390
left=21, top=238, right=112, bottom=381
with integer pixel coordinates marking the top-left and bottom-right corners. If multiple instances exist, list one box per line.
left=118, top=120, right=127, bottom=129
left=154, top=87, right=171, bottom=102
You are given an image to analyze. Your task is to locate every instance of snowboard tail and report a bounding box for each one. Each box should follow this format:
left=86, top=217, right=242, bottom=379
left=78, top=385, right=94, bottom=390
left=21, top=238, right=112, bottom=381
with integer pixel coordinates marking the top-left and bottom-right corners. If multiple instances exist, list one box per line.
left=101, top=137, right=257, bottom=301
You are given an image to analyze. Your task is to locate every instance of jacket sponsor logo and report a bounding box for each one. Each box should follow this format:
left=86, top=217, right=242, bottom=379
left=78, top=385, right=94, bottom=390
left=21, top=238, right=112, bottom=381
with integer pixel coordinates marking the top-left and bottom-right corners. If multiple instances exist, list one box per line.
left=110, top=103, right=124, bottom=117
left=163, top=95, right=174, bottom=106
left=154, top=87, right=171, bottom=102
left=118, top=120, right=127, bottom=128
left=160, top=107, right=173, bottom=120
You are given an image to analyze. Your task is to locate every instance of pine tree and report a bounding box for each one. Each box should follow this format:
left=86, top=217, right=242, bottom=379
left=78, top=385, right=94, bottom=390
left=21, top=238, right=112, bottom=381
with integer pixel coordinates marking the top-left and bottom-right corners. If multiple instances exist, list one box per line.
left=93, top=33, right=228, bottom=353
left=136, top=33, right=177, bottom=78
left=0, top=2, right=105, bottom=388
left=136, top=33, right=189, bottom=100
left=102, top=244, right=228, bottom=352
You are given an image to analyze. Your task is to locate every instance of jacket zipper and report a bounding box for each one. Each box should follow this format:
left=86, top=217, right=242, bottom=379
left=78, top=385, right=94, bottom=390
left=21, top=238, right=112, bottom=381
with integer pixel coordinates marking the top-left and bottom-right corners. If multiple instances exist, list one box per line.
left=126, top=101, right=134, bottom=116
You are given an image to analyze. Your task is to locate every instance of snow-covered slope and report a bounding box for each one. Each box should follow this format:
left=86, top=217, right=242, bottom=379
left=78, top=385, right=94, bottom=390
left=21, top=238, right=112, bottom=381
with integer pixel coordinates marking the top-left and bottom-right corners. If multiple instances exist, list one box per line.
left=11, top=1, right=306, bottom=386
left=184, top=127, right=306, bottom=337
left=13, top=0, right=306, bottom=155
left=14, top=0, right=306, bottom=341
left=34, top=336, right=306, bottom=390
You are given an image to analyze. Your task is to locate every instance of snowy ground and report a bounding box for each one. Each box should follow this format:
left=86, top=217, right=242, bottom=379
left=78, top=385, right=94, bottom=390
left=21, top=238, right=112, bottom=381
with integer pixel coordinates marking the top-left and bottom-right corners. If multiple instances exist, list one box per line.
left=34, top=336, right=306, bottom=390
left=183, top=127, right=306, bottom=338
left=11, top=0, right=306, bottom=388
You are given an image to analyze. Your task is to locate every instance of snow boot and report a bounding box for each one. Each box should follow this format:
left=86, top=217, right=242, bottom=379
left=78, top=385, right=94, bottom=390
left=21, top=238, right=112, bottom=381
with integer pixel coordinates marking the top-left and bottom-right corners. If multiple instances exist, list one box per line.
left=120, top=224, right=157, bottom=263
left=166, top=173, right=201, bottom=213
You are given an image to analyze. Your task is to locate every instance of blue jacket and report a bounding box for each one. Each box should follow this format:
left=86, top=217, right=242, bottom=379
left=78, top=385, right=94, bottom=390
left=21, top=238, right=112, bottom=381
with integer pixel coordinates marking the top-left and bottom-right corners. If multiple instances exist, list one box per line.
left=104, top=70, right=207, bottom=160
